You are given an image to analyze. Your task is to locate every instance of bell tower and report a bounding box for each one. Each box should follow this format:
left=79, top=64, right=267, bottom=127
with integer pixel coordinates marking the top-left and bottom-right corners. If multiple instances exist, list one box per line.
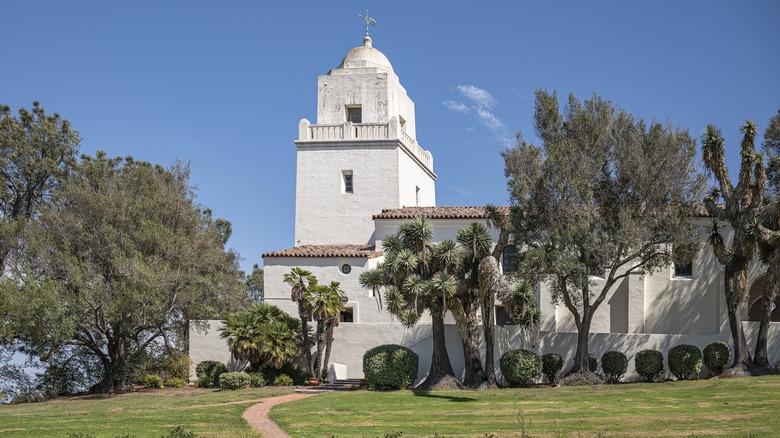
left=293, top=35, right=436, bottom=246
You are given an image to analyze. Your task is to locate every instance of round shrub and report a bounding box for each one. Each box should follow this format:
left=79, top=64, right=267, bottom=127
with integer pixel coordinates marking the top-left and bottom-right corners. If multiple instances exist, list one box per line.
left=702, top=341, right=731, bottom=377
left=588, top=354, right=598, bottom=372
left=219, top=372, right=250, bottom=390
left=249, top=373, right=266, bottom=388
left=273, top=374, right=294, bottom=386
left=635, top=349, right=664, bottom=382
left=195, top=375, right=211, bottom=388
left=499, top=349, right=542, bottom=387
left=541, top=353, right=563, bottom=386
left=195, top=361, right=227, bottom=387
left=145, top=375, right=163, bottom=389
left=163, top=377, right=187, bottom=388
left=601, top=351, right=628, bottom=384
left=363, top=344, right=419, bottom=389
left=562, top=370, right=603, bottom=386
left=668, top=344, right=702, bottom=380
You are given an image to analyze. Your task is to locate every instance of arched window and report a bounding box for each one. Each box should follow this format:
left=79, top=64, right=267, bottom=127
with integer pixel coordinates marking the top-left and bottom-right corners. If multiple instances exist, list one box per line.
left=502, top=245, right=518, bottom=274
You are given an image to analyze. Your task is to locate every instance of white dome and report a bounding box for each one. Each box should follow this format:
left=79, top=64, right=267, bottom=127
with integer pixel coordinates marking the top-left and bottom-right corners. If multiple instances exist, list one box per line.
left=337, top=36, right=394, bottom=73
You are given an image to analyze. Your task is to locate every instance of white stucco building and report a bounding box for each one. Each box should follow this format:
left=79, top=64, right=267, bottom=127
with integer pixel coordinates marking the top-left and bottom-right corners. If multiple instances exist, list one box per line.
left=189, top=33, right=778, bottom=382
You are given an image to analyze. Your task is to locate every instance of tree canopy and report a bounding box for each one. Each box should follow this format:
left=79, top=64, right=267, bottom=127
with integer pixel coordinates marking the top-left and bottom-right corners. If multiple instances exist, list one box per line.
left=1, top=152, right=245, bottom=391
left=502, top=90, right=706, bottom=372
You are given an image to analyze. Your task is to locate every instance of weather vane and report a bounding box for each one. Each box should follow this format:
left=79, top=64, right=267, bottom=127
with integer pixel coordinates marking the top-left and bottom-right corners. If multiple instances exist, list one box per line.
left=358, top=10, right=376, bottom=36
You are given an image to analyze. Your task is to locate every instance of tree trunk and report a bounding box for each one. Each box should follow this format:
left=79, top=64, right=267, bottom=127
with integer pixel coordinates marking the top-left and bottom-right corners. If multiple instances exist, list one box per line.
left=312, top=320, right=326, bottom=377
left=460, top=298, right=484, bottom=387
left=724, top=269, right=753, bottom=368
left=482, top=292, right=496, bottom=386
left=322, top=320, right=336, bottom=381
left=571, top=318, right=592, bottom=373
left=417, top=310, right=462, bottom=389
left=753, top=266, right=777, bottom=369
left=297, top=300, right=314, bottom=376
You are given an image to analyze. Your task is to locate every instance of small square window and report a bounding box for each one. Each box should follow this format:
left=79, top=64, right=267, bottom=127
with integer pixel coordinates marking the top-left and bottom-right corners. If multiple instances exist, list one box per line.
left=347, top=106, right=362, bottom=123
left=342, top=171, right=353, bottom=194
left=340, top=307, right=354, bottom=323
left=495, top=305, right=515, bottom=327
left=674, top=262, right=693, bottom=277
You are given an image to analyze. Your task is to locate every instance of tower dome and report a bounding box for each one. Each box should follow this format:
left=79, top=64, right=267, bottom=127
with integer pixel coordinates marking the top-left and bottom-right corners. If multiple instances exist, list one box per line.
left=336, top=35, right=394, bottom=73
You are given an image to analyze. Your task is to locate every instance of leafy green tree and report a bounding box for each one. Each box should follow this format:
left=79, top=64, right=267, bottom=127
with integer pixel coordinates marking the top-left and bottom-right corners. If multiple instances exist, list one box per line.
left=702, top=121, right=778, bottom=373
left=0, top=102, right=80, bottom=272
left=245, top=263, right=265, bottom=303
left=284, top=267, right=317, bottom=376
left=1, top=152, right=244, bottom=392
left=503, top=90, right=705, bottom=372
left=219, top=303, right=303, bottom=369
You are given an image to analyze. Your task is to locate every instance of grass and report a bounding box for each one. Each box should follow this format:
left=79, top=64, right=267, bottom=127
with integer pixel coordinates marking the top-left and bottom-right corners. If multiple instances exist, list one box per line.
left=0, top=386, right=293, bottom=437
left=269, top=375, right=780, bottom=437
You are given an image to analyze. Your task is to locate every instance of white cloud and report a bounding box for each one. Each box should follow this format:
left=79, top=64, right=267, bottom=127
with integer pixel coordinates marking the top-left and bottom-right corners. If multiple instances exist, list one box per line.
left=475, top=107, right=503, bottom=130
left=442, top=100, right=469, bottom=113
left=457, top=85, right=497, bottom=108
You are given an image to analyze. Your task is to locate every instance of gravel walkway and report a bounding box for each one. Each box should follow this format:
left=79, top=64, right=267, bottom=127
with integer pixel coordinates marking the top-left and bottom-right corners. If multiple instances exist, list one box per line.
left=243, top=392, right=318, bottom=437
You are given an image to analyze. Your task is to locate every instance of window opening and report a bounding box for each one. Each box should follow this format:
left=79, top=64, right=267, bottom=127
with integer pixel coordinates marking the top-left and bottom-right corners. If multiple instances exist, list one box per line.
left=340, top=263, right=351, bottom=275
left=674, top=261, right=693, bottom=277
left=502, top=245, right=518, bottom=274
left=495, top=305, right=515, bottom=327
left=415, top=186, right=420, bottom=206
left=340, top=307, right=354, bottom=323
left=342, top=171, right=353, bottom=194
left=347, top=106, right=362, bottom=123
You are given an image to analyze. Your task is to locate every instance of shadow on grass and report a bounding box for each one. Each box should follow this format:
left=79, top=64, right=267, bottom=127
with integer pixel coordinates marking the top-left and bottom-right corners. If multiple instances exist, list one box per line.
left=412, top=390, right=477, bottom=403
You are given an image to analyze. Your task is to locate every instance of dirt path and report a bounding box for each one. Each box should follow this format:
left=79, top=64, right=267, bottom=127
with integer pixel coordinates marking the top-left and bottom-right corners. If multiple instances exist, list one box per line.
left=243, top=392, right=319, bottom=438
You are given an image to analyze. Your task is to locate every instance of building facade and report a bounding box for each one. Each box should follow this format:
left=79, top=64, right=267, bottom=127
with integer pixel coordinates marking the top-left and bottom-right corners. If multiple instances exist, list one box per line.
left=189, top=34, right=778, bottom=383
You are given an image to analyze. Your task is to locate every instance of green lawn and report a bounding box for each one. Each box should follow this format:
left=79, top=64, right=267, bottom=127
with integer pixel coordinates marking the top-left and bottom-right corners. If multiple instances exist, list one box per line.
left=269, top=375, right=780, bottom=437
left=0, top=386, right=293, bottom=437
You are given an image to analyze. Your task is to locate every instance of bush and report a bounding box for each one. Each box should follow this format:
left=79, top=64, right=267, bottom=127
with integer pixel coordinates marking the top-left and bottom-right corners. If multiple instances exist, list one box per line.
left=541, top=353, right=563, bottom=386
left=163, top=378, right=187, bottom=388
left=668, top=344, right=702, bottom=380
left=218, top=372, right=250, bottom=390
left=195, top=361, right=227, bottom=387
left=601, top=351, right=628, bottom=383
left=195, top=375, right=211, bottom=388
left=499, top=349, right=542, bottom=387
left=589, top=354, right=598, bottom=372
left=561, top=370, right=603, bottom=386
left=161, top=351, right=192, bottom=380
left=163, top=426, right=203, bottom=438
left=635, top=349, right=664, bottom=382
left=250, top=362, right=310, bottom=386
left=249, top=373, right=266, bottom=388
left=273, top=374, right=294, bottom=386
left=145, top=375, right=164, bottom=389
left=362, top=344, right=419, bottom=389
left=702, top=341, right=731, bottom=377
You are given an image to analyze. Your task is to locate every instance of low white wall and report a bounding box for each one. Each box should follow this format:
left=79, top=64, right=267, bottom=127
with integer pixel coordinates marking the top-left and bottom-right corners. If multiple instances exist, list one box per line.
left=189, top=320, right=779, bottom=385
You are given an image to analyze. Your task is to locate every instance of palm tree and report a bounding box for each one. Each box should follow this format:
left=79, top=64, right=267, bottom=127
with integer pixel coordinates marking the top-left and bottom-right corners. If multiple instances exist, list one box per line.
left=320, top=282, right=347, bottom=380
left=361, top=215, right=463, bottom=389
left=219, top=303, right=303, bottom=369
left=305, top=281, right=346, bottom=378
left=701, top=121, right=768, bottom=374
left=284, top=267, right=317, bottom=376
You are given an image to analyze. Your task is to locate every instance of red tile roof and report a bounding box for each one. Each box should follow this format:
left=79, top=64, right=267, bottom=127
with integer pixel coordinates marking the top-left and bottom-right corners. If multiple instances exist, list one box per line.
left=373, top=206, right=511, bottom=220
left=262, top=244, right=382, bottom=259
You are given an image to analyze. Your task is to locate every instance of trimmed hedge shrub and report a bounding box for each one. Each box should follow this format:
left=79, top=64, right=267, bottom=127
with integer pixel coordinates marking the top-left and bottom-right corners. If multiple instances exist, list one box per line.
left=219, top=372, right=250, bottom=390
left=273, top=374, right=294, bottom=386
left=195, top=376, right=211, bottom=388
left=163, top=377, right=187, bottom=388
left=668, top=344, right=702, bottom=380
left=601, top=351, right=628, bottom=383
left=635, top=349, right=664, bottom=382
left=589, top=354, right=598, bottom=372
left=363, top=344, right=419, bottom=389
left=562, top=370, right=603, bottom=386
left=499, top=349, right=542, bottom=387
left=145, top=375, right=163, bottom=388
left=249, top=373, right=266, bottom=388
left=541, top=353, right=563, bottom=386
left=703, top=341, right=731, bottom=377
left=195, top=361, right=227, bottom=387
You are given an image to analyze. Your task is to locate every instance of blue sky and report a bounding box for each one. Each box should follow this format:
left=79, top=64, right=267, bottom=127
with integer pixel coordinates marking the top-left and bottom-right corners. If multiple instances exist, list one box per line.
left=3, top=1, right=779, bottom=273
